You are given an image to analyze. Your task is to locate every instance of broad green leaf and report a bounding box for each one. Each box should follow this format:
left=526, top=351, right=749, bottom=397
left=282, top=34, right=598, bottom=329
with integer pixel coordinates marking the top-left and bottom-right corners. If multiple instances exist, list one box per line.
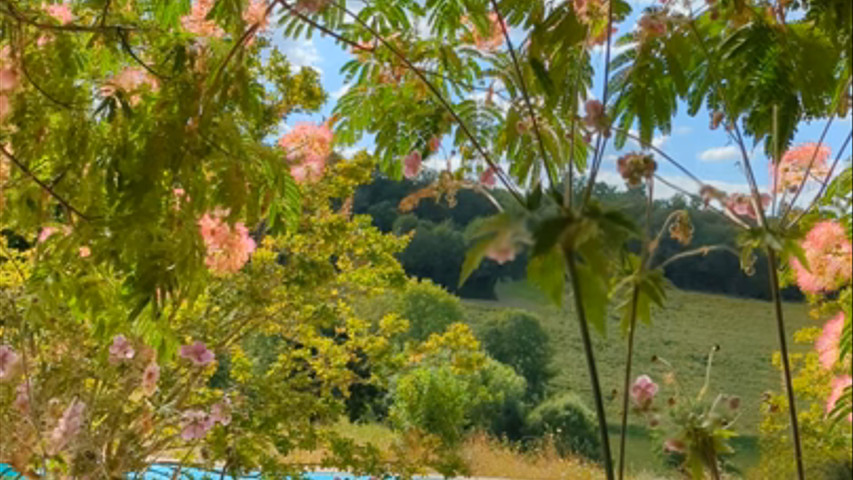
left=528, top=247, right=566, bottom=306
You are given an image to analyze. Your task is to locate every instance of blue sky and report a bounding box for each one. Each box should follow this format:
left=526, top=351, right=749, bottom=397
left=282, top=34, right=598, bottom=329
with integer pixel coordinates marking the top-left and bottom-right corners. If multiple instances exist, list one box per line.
left=271, top=1, right=852, bottom=201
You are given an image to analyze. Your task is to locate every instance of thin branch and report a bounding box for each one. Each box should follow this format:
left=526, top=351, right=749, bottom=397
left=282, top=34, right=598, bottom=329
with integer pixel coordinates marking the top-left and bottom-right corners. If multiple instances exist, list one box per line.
left=489, top=0, right=556, bottom=188
left=18, top=51, right=78, bottom=109
left=329, top=1, right=525, bottom=204
left=0, top=144, right=88, bottom=220
left=787, top=131, right=853, bottom=228
left=652, top=174, right=748, bottom=229
left=656, top=244, right=739, bottom=269
left=117, top=29, right=170, bottom=80
left=279, top=0, right=372, bottom=52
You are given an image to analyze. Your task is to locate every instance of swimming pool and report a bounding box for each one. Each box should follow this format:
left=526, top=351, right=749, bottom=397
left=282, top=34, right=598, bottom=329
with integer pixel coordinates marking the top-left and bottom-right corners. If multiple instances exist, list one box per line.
left=0, top=464, right=440, bottom=480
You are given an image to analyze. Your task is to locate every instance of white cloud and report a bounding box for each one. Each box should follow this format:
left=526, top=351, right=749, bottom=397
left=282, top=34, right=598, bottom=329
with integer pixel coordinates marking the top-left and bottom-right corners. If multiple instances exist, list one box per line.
left=278, top=38, right=322, bottom=75
left=674, top=126, right=693, bottom=136
left=697, top=145, right=741, bottom=163
left=591, top=41, right=637, bottom=58
left=331, top=82, right=351, bottom=100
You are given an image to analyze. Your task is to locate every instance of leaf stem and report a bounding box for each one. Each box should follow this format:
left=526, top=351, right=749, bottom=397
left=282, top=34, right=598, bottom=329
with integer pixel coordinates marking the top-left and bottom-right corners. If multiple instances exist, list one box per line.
left=565, top=251, right=615, bottom=480
left=766, top=248, right=805, bottom=479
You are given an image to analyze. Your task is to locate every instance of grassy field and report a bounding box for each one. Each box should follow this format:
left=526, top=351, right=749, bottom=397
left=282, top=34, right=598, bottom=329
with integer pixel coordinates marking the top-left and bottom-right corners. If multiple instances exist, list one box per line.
left=462, top=281, right=816, bottom=474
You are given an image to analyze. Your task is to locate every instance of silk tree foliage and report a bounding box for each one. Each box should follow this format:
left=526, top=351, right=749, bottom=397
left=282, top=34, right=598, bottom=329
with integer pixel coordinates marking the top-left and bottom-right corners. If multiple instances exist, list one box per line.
left=1, top=0, right=325, bottom=313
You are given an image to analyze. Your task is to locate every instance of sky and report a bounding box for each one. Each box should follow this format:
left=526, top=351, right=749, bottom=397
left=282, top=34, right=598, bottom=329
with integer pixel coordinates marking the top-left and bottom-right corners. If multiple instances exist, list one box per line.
left=270, top=0, right=853, bottom=201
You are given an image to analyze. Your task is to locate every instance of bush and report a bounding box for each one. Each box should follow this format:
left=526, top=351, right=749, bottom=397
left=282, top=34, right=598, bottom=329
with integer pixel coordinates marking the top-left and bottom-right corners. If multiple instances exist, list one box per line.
left=398, top=280, right=465, bottom=342
left=390, top=358, right=527, bottom=444
left=524, top=394, right=601, bottom=462
left=478, top=310, right=553, bottom=401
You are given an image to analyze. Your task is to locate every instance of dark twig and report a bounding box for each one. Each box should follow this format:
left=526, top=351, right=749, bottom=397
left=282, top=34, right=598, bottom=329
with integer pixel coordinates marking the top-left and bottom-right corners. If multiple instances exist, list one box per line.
left=0, top=144, right=88, bottom=220
left=117, top=29, right=169, bottom=80
left=279, top=0, right=372, bottom=52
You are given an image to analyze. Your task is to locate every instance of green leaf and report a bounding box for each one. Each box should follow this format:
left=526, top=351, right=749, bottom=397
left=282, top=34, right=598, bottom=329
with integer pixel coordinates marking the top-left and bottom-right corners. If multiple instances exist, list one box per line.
left=529, top=57, right=555, bottom=98
left=528, top=247, right=566, bottom=306
left=574, top=261, right=609, bottom=336
left=459, top=237, right=493, bottom=287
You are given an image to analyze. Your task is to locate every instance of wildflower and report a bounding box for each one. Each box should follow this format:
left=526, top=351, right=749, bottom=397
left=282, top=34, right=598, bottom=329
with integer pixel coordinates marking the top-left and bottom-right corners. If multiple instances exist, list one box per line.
left=816, top=312, right=845, bottom=370
left=141, top=362, right=160, bottom=397
left=790, top=221, right=852, bottom=293
left=38, top=227, right=57, bottom=243
left=48, top=399, right=86, bottom=454
left=669, top=211, right=693, bottom=246
left=294, top=0, right=332, bottom=14
left=574, top=0, right=608, bottom=25
left=583, top=99, right=609, bottom=136
left=428, top=136, right=441, bottom=153
left=826, top=375, right=852, bottom=422
left=403, top=151, right=422, bottom=179
left=480, top=166, right=497, bottom=189
left=463, top=13, right=506, bottom=51
left=210, top=398, right=232, bottom=426
left=243, top=0, right=269, bottom=28
left=772, top=143, right=830, bottom=193
left=198, top=210, right=256, bottom=275
left=630, top=375, right=658, bottom=410
left=181, top=0, right=225, bottom=38
left=43, top=2, right=74, bottom=25
left=486, top=232, right=517, bottom=265
left=638, top=14, right=667, bottom=40
left=278, top=122, right=334, bottom=183
left=79, top=246, right=91, bottom=258
left=100, top=67, right=159, bottom=106
left=108, top=335, right=135, bottom=364
left=180, top=410, right=214, bottom=440
left=663, top=438, right=686, bottom=453
left=180, top=341, right=215, bottom=366
left=0, top=344, right=20, bottom=381
left=724, top=193, right=770, bottom=219
left=617, top=152, right=657, bottom=187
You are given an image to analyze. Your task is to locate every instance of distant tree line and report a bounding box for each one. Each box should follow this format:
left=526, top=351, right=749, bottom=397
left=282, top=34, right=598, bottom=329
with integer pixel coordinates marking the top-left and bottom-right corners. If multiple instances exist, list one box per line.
left=353, top=170, right=803, bottom=301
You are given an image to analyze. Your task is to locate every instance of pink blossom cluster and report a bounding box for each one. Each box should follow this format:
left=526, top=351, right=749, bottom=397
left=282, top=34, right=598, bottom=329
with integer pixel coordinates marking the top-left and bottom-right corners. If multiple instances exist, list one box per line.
left=772, top=143, right=830, bottom=193
left=630, top=374, right=658, bottom=411
left=403, top=151, right=422, bottom=179
left=181, top=0, right=225, bottom=38
left=0, top=344, right=20, bottom=381
left=180, top=399, right=231, bottom=440
left=43, top=1, right=74, bottom=25
left=638, top=14, right=667, bottom=40
left=1, top=47, right=19, bottom=123
left=790, top=221, right=852, bottom=293
left=480, top=166, right=497, bottom=188
left=723, top=192, right=770, bottom=220
left=141, top=362, right=160, bottom=397
left=827, top=375, right=852, bottom=422
left=464, top=13, right=506, bottom=52
left=180, top=340, right=216, bottom=366
left=48, top=399, right=86, bottom=454
left=278, top=122, right=334, bottom=183
left=816, top=312, right=844, bottom=370
left=14, top=381, right=30, bottom=413
left=486, top=232, right=517, bottom=265
left=108, top=335, right=136, bottom=364
left=243, top=0, right=270, bottom=28
left=198, top=210, right=256, bottom=274
left=583, top=99, right=609, bottom=136
left=617, top=152, right=657, bottom=187
left=101, top=67, right=160, bottom=106
left=294, top=0, right=333, bottom=14
left=574, top=0, right=608, bottom=25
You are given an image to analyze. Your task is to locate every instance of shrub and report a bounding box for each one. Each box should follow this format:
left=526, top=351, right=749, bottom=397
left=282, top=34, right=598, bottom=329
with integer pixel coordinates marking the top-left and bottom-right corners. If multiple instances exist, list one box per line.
left=478, top=310, right=553, bottom=401
left=397, top=280, right=465, bottom=342
left=524, top=393, right=601, bottom=462
left=468, top=359, right=528, bottom=441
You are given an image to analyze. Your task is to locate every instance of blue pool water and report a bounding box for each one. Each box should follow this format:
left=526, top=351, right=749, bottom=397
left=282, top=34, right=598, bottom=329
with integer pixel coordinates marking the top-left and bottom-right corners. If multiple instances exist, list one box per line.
left=1, top=464, right=440, bottom=480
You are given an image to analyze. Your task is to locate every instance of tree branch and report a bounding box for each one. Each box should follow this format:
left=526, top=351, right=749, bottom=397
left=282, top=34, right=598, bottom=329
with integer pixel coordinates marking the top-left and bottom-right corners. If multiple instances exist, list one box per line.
left=0, top=144, right=88, bottom=220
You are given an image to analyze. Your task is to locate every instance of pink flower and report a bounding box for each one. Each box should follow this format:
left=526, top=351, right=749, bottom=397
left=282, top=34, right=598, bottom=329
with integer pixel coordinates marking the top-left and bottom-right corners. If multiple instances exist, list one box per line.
left=0, top=95, right=10, bottom=121
left=630, top=375, right=658, bottom=410
left=480, top=166, right=497, bottom=188
left=210, top=399, right=232, bottom=426
left=428, top=136, right=441, bottom=153
left=38, top=227, right=57, bottom=243
left=180, top=341, right=215, bottom=366
left=48, top=399, right=86, bottom=454
left=638, top=14, right=667, bottom=39
left=79, top=246, right=91, bottom=258
left=826, top=375, right=852, bottom=423
left=180, top=410, right=214, bottom=440
left=790, top=221, right=853, bottom=293
left=617, top=153, right=657, bottom=187
left=198, top=210, right=256, bottom=274
left=243, top=0, right=269, bottom=28
left=181, top=0, right=225, bottom=38
left=816, top=312, right=845, bottom=370
left=403, top=151, right=422, bottom=179
left=101, top=67, right=159, bottom=105
left=278, top=122, right=334, bottom=183
left=0, top=67, right=19, bottom=93
left=0, top=344, right=20, bottom=381
left=141, top=362, right=160, bottom=397
left=43, top=2, right=74, bottom=25
left=663, top=438, right=686, bottom=453
left=294, top=0, right=332, bottom=14
left=724, top=193, right=770, bottom=219
left=108, top=335, right=135, bottom=364
left=14, top=381, right=30, bottom=413
left=772, top=143, right=830, bottom=193
left=486, top=233, right=517, bottom=265
left=583, top=99, right=608, bottom=134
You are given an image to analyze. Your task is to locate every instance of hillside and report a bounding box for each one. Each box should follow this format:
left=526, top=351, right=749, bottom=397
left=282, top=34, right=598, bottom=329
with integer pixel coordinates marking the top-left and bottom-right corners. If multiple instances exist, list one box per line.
left=463, top=282, right=816, bottom=473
